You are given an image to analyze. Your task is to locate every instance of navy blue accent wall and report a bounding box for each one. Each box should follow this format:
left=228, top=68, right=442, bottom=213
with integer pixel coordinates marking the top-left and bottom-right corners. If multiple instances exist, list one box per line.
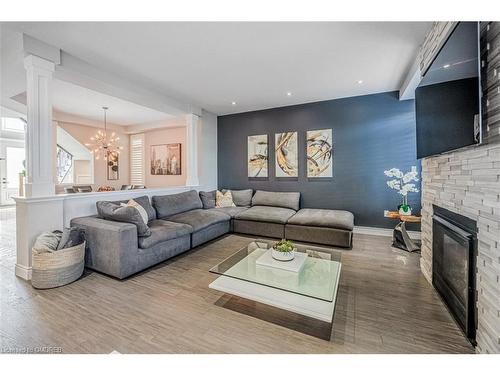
left=217, top=91, right=421, bottom=229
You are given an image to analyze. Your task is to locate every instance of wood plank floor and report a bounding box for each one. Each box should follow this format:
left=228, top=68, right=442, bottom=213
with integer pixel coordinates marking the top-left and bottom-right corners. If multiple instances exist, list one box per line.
left=0, top=207, right=474, bottom=353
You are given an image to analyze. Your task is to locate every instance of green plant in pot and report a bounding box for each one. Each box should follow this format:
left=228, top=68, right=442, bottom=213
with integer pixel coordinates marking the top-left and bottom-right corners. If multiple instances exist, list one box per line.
left=272, top=239, right=296, bottom=261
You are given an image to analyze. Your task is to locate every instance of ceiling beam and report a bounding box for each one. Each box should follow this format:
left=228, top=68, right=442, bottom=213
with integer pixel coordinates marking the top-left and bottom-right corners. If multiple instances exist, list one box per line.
left=55, top=51, right=201, bottom=117
left=20, top=34, right=202, bottom=117
left=398, top=58, right=421, bottom=101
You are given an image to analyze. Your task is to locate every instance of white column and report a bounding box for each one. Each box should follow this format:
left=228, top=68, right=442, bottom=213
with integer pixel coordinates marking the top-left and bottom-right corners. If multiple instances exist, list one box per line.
left=185, top=113, right=200, bottom=186
left=23, top=55, right=55, bottom=197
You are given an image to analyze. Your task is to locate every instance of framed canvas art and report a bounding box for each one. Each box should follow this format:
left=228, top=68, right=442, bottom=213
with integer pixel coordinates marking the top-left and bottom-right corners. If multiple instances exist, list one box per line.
left=248, top=134, right=268, bottom=177
left=150, top=143, right=182, bottom=175
left=275, top=132, right=298, bottom=177
left=107, top=151, right=119, bottom=180
left=307, top=129, right=333, bottom=178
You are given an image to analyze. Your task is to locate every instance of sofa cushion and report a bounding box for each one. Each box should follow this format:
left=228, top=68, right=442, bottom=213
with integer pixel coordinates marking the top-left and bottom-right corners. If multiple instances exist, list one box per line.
left=251, top=190, right=300, bottom=211
left=235, top=205, right=296, bottom=224
left=138, top=220, right=193, bottom=249
left=199, top=190, right=216, bottom=209
left=223, top=189, right=253, bottom=207
left=287, top=208, right=354, bottom=231
left=152, top=190, right=203, bottom=218
left=96, top=201, right=151, bottom=237
left=210, top=206, right=249, bottom=218
left=99, top=195, right=156, bottom=222
left=168, top=209, right=230, bottom=232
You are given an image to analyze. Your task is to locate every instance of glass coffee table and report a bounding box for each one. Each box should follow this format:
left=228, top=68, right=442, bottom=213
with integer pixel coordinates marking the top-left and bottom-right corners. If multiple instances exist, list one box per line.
left=209, top=239, right=342, bottom=330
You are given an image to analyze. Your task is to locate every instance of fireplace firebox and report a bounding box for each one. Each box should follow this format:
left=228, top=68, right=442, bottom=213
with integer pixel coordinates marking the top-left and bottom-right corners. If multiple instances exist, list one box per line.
left=432, top=205, right=477, bottom=346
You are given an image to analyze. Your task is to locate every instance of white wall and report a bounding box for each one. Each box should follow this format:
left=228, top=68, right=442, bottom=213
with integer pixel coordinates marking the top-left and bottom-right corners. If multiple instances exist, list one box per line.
left=143, top=126, right=186, bottom=188
left=56, top=121, right=130, bottom=191
left=139, top=110, right=217, bottom=190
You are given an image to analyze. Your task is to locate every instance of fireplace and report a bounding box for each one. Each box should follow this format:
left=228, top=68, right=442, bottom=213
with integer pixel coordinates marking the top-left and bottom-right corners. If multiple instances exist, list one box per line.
left=432, top=205, right=477, bottom=345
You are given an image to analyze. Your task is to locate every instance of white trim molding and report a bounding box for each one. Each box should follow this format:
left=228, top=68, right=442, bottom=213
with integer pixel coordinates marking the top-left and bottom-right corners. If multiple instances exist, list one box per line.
left=354, top=225, right=421, bottom=240
left=15, top=264, right=32, bottom=280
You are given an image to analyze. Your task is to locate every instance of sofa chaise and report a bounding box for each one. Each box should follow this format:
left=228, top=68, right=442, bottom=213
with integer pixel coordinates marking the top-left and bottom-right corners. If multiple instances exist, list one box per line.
left=71, top=189, right=353, bottom=279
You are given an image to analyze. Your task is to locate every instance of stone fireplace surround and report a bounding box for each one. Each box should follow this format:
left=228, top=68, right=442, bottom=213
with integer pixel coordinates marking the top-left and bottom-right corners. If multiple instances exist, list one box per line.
left=419, top=22, right=500, bottom=353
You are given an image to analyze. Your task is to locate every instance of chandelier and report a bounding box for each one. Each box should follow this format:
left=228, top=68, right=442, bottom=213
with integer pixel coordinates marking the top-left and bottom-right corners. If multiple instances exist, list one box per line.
left=85, top=106, right=123, bottom=160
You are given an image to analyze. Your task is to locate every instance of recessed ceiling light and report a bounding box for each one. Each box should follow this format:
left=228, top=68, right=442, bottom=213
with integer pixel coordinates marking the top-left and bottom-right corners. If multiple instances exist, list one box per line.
left=443, top=64, right=451, bottom=69
left=357, top=80, right=363, bottom=84
left=286, top=92, right=292, bottom=96
left=231, top=101, right=237, bottom=105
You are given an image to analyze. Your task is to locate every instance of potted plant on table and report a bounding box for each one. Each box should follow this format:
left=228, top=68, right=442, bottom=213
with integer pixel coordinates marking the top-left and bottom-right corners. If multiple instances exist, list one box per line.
left=272, top=239, right=296, bottom=261
left=384, top=166, right=420, bottom=216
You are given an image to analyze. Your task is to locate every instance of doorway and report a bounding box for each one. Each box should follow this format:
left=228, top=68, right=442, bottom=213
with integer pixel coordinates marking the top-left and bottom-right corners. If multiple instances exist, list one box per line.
left=0, top=116, right=26, bottom=206
left=0, top=146, right=25, bottom=205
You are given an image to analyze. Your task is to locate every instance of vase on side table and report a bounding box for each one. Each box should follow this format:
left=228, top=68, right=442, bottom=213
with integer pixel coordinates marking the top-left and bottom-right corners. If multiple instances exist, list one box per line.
left=398, top=195, right=412, bottom=216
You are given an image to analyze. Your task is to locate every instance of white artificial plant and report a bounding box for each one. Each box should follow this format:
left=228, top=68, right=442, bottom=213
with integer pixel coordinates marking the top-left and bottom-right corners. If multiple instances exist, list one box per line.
left=384, top=166, right=420, bottom=199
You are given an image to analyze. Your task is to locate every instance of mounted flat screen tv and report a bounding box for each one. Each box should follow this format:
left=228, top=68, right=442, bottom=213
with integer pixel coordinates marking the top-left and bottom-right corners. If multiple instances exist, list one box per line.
left=415, top=22, right=482, bottom=159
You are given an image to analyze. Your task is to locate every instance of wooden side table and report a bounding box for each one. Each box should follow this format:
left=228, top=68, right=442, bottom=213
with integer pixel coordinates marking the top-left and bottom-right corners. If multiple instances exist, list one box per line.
left=386, top=211, right=421, bottom=252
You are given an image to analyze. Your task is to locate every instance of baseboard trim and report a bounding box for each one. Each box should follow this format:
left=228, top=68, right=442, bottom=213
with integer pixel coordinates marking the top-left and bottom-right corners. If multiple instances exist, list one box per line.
left=15, top=264, right=32, bottom=280
left=354, top=226, right=421, bottom=240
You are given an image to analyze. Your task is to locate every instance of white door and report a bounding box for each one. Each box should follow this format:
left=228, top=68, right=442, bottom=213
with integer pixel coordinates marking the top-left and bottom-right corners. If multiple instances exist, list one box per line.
left=0, top=146, right=25, bottom=205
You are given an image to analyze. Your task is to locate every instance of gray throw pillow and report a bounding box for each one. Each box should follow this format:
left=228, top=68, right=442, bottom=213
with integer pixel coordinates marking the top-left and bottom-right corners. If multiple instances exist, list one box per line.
left=57, top=227, right=85, bottom=250
left=96, top=201, right=151, bottom=237
left=33, top=231, right=62, bottom=253
left=199, top=190, right=216, bottom=209
left=97, top=195, right=156, bottom=222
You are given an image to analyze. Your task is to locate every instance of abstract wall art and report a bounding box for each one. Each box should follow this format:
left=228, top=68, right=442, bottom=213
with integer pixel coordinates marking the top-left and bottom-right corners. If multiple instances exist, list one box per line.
left=247, top=134, right=268, bottom=177
left=307, top=129, right=333, bottom=178
left=150, top=143, right=182, bottom=175
left=107, top=151, right=119, bottom=180
left=275, top=132, right=298, bottom=177
left=307, top=129, right=333, bottom=177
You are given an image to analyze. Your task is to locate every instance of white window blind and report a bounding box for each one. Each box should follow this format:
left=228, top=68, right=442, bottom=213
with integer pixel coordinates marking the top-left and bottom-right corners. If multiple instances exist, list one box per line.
left=130, top=134, right=145, bottom=185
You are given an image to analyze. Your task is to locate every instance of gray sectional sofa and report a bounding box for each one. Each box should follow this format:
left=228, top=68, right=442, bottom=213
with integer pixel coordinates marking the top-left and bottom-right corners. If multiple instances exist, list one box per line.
left=71, top=189, right=354, bottom=279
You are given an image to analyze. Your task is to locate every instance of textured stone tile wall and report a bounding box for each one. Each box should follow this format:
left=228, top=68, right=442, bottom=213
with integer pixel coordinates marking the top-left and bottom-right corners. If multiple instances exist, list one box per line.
left=419, top=22, right=500, bottom=354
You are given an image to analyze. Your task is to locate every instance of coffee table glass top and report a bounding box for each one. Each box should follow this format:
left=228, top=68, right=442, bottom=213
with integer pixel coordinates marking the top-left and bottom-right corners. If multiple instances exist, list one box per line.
left=209, top=240, right=341, bottom=302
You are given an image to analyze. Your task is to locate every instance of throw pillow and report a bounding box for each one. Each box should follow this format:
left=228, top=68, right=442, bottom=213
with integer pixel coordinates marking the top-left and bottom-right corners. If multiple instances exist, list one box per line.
left=216, top=190, right=236, bottom=208
left=96, top=201, right=151, bottom=237
left=98, top=196, right=156, bottom=222
left=57, top=227, right=85, bottom=250
left=199, top=190, right=216, bottom=209
left=121, top=199, right=148, bottom=225
left=33, top=231, right=62, bottom=253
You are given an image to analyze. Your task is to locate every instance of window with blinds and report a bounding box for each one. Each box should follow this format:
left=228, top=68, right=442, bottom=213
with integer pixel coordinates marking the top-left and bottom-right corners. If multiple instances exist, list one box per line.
left=130, top=134, right=145, bottom=185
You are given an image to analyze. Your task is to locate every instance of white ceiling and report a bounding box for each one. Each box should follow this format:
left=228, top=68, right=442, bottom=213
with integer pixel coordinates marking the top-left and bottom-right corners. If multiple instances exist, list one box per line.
left=3, top=22, right=431, bottom=115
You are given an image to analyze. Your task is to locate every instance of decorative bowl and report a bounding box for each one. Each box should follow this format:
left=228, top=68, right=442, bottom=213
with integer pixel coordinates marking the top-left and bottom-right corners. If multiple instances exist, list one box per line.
left=272, top=248, right=296, bottom=261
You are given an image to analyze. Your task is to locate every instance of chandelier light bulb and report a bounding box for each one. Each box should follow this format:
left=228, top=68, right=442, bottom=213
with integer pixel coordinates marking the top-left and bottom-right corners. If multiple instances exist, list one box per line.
left=86, top=106, right=122, bottom=161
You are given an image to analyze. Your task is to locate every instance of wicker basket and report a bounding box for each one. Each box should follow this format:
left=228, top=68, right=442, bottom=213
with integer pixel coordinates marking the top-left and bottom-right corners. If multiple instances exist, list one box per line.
left=31, top=241, right=85, bottom=289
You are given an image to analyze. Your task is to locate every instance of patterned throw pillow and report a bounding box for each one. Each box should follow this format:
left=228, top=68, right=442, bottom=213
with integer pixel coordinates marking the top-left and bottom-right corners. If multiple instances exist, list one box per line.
left=97, top=201, right=151, bottom=237
left=121, top=199, right=149, bottom=225
left=216, top=190, right=236, bottom=208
